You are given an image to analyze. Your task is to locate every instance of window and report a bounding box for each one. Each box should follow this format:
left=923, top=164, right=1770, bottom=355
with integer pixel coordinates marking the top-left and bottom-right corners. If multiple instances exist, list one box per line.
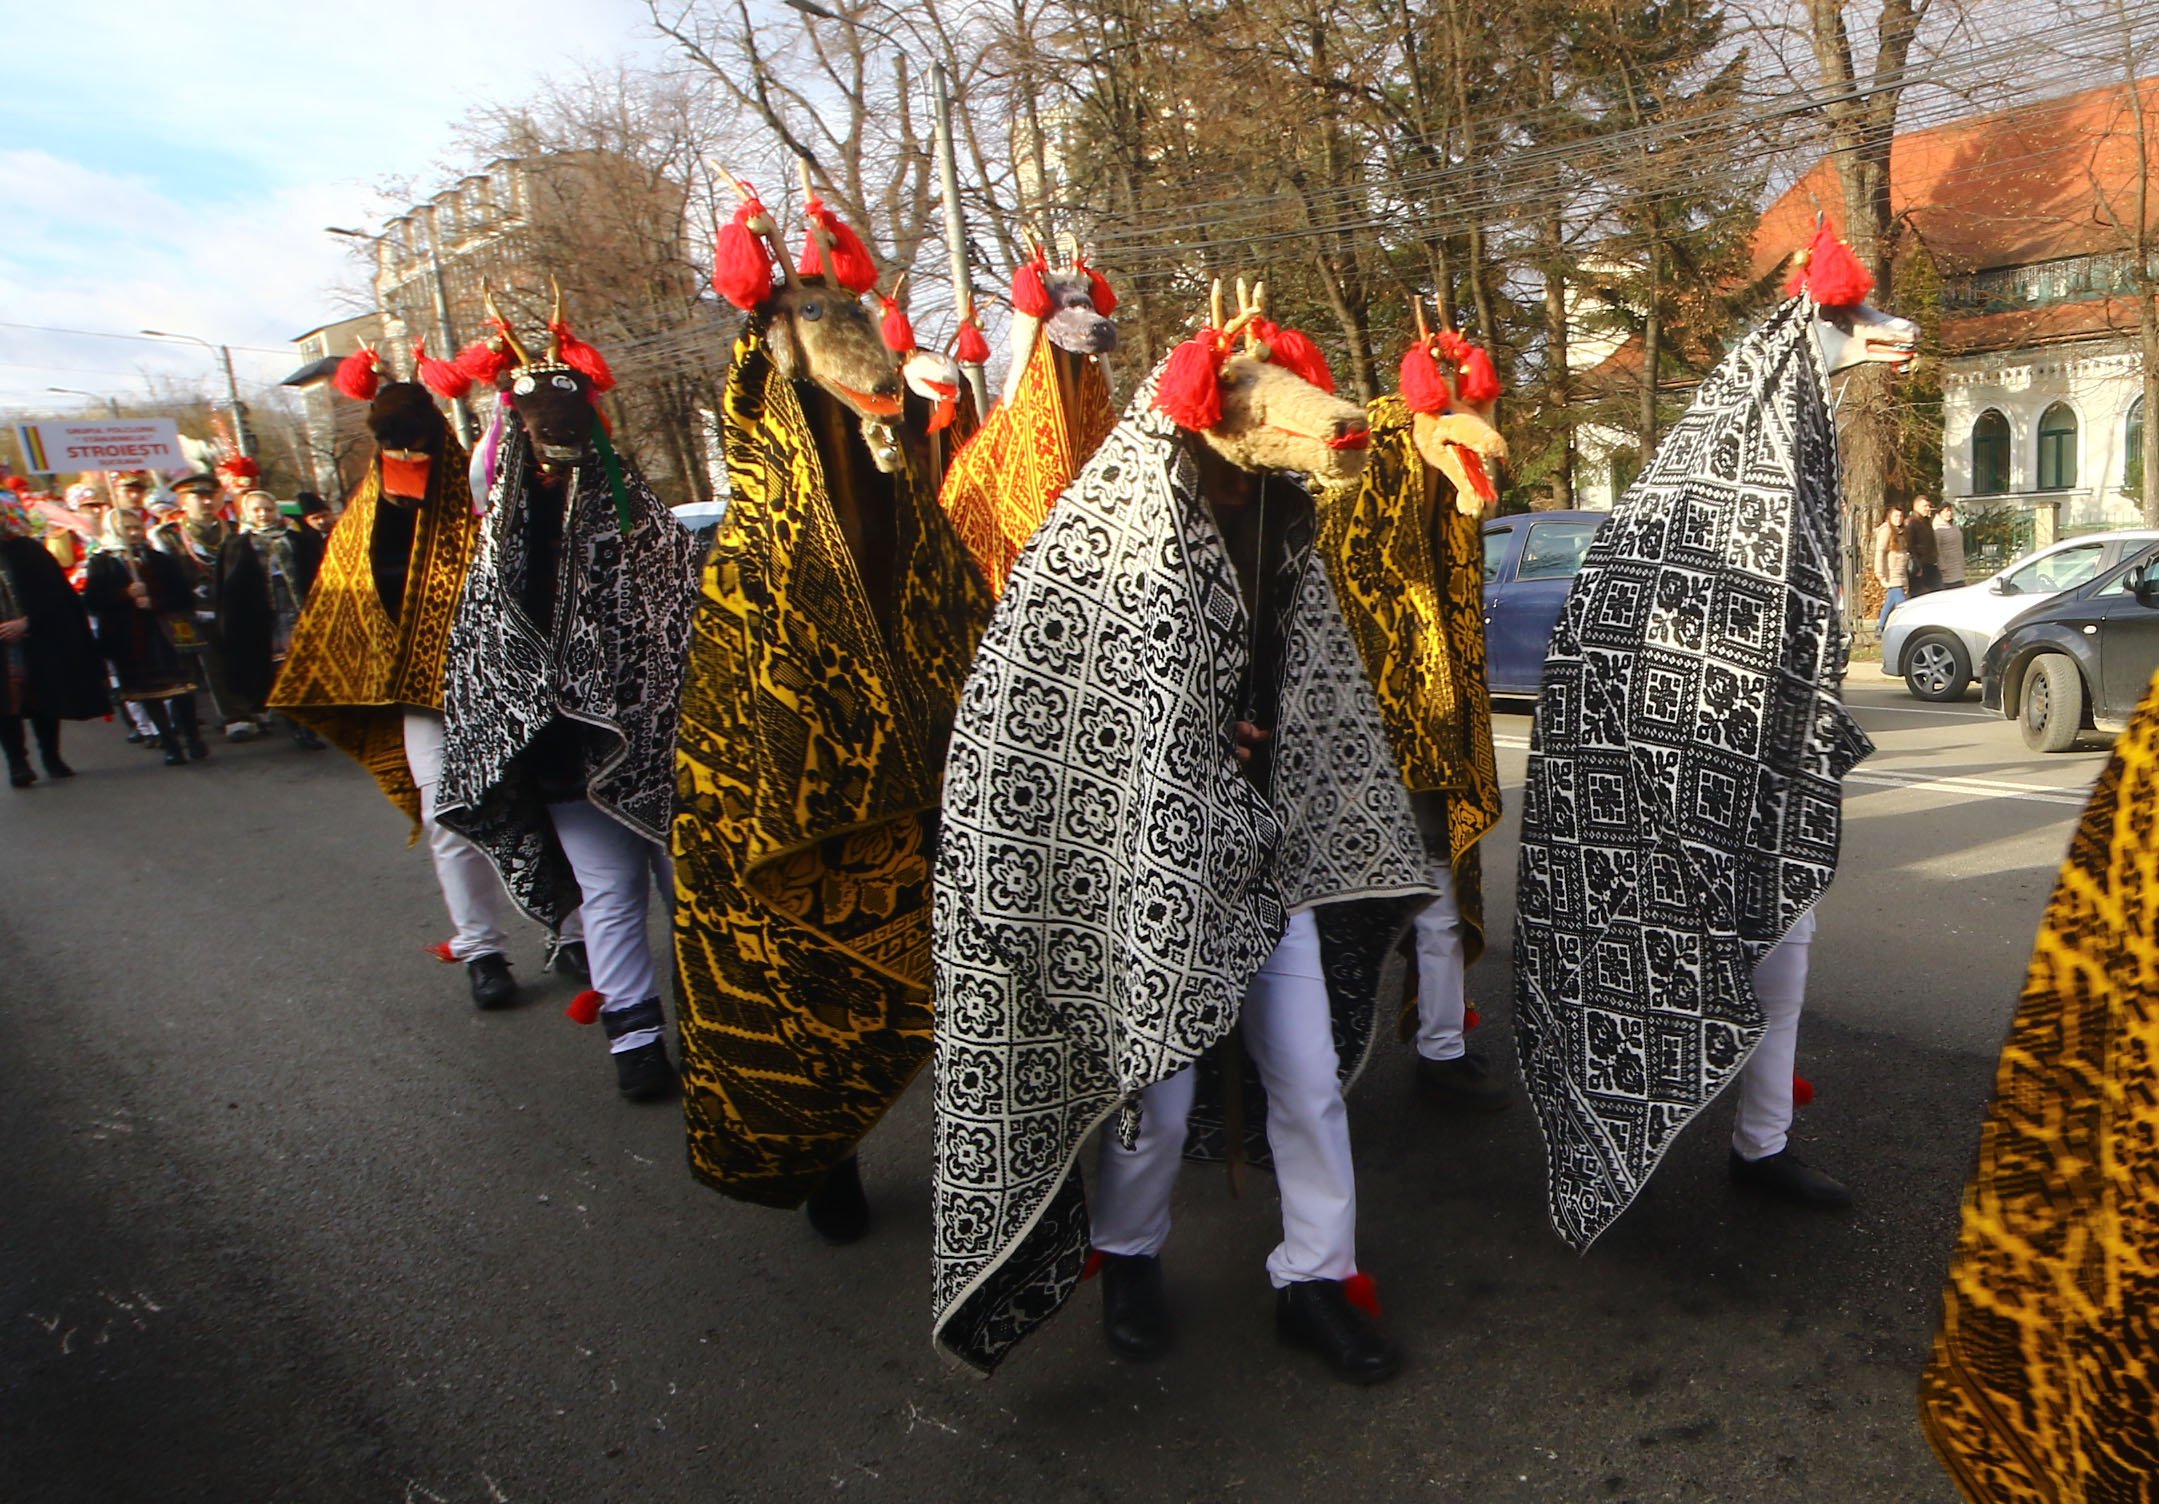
left=2001, top=540, right=2106, bottom=595
left=2037, top=402, right=2078, bottom=490
left=1516, top=520, right=1601, bottom=581
left=2127, top=397, right=2144, bottom=497
left=2096, top=542, right=2159, bottom=597
left=1971, top=409, right=2010, bottom=494
left=1482, top=526, right=1512, bottom=583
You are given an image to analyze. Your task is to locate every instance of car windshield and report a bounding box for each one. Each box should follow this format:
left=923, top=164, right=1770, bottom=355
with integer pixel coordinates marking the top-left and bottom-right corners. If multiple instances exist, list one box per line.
left=1516, top=520, right=1600, bottom=581
left=2000, top=540, right=2106, bottom=594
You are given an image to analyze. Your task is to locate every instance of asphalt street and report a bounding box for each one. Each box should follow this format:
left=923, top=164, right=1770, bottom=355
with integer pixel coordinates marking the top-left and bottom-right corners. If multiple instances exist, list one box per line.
left=0, top=675, right=2106, bottom=1504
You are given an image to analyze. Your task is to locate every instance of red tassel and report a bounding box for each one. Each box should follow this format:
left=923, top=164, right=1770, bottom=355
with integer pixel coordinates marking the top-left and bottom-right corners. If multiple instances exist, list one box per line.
left=1010, top=255, right=1053, bottom=318
left=414, top=339, right=473, bottom=400
left=1400, top=343, right=1451, bottom=414
left=1078, top=259, right=1117, bottom=316
left=565, top=989, right=604, bottom=1026
left=1081, top=1249, right=1107, bottom=1282
left=1343, top=1271, right=1383, bottom=1318
left=1792, top=1073, right=1815, bottom=1107
left=549, top=323, right=615, bottom=393
left=1452, top=444, right=1498, bottom=504
left=217, top=455, right=260, bottom=483
left=714, top=197, right=776, bottom=309
left=1260, top=324, right=1336, bottom=393
left=1457, top=345, right=1502, bottom=405
left=1435, top=329, right=1473, bottom=365
left=1785, top=221, right=1875, bottom=307
left=798, top=197, right=879, bottom=293
left=455, top=338, right=515, bottom=388
left=425, top=940, right=457, bottom=964
left=1463, top=1004, right=1482, bottom=1031
left=333, top=348, right=380, bottom=402
left=880, top=296, right=917, bottom=354
left=956, top=319, right=991, bottom=366
left=1153, top=336, right=1227, bottom=431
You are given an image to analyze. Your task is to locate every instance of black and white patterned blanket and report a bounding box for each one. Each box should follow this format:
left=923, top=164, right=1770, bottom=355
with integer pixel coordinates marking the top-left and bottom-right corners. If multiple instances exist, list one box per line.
left=436, top=421, right=702, bottom=927
left=1513, top=297, right=1874, bottom=1251
left=930, top=371, right=1430, bottom=1373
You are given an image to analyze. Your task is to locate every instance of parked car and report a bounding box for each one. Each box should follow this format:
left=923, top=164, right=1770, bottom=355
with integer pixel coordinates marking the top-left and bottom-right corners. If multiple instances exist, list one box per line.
left=1981, top=539, right=2159, bottom=750
left=1882, top=528, right=2159, bottom=702
left=1482, top=510, right=1607, bottom=695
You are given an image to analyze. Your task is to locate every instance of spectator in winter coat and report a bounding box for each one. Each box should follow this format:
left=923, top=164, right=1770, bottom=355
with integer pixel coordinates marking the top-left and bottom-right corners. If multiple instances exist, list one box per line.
left=1873, top=504, right=1910, bottom=629
left=1906, top=495, right=1942, bottom=595
left=1934, top=500, right=1967, bottom=587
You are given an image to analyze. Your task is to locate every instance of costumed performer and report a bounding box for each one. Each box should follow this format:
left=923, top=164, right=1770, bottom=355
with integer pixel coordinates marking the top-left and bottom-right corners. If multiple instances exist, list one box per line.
left=84, top=505, right=205, bottom=765
left=0, top=490, right=107, bottom=786
left=150, top=471, right=240, bottom=742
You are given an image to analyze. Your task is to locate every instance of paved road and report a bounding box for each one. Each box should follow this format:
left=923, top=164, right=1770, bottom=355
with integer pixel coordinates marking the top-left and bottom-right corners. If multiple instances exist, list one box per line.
left=1, top=679, right=2104, bottom=1504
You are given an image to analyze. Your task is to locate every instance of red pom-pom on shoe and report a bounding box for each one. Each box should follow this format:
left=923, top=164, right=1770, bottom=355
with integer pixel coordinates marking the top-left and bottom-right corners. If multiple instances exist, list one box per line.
left=566, top=989, right=604, bottom=1026
left=1457, top=345, right=1503, bottom=405
left=1400, top=342, right=1452, bottom=414
left=1010, top=254, right=1054, bottom=318
left=1343, top=1270, right=1383, bottom=1317
left=1463, top=1004, right=1482, bottom=1031
left=425, top=940, right=457, bottom=964
left=797, top=198, right=879, bottom=293
left=956, top=318, right=991, bottom=367
left=333, top=347, right=381, bottom=402
left=549, top=323, right=615, bottom=393
left=1260, top=323, right=1335, bottom=393
left=713, top=197, right=776, bottom=310
left=1792, top=1073, right=1815, bottom=1107
left=1081, top=1249, right=1107, bottom=1282
left=1153, top=336, right=1227, bottom=431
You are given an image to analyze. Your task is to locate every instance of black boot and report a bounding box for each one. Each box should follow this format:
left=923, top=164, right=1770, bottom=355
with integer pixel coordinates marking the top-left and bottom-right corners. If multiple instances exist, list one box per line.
left=33, top=718, right=73, bottom=779
left=176, top=700, right=208, bottom=761
left=1099, top=1253, right=1174, bottom=1360
left=466, top=952, right=517, bottom=1009
left=603, top=999, right=674, bottom=1102
left=1276, top=1279, right=1401, bottom=1384
left=146, top=703, right=185, bottom=766
left=1728, top=1148, right=1853, bottom=1208
left=1413, top=1050, right=1514, bottom=1110
left=3, top=716, right=34, bottom=786
left=289, top=720, right=326, bottom=751
left=544, top=934, right=591, bottom=985
left=805, top=1154, right=871, bottom=1244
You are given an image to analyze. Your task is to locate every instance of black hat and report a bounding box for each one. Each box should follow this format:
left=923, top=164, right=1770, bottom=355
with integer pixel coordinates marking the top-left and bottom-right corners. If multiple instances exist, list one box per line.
left=295, top=491, right=332, bottom=517
left=171, top=472, right=219, bottom=495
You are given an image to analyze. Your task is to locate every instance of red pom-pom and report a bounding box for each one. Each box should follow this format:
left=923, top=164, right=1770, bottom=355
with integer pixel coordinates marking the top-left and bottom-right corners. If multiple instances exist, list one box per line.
left=1463, top=1004, right=1482, bottom=1031
left=414, top=339, right=473, bottom=400
left=455, top=339, right=515, bottom=388
left=714, top=197, right=776, bottom=310
left=1457, top=345, right=1502, bottom=405
left=1785, top=222, right=1875, bottom=308
left=797, top=198, right=879, bottom=293
left=1154, top=336, right=1227, bottom=431
left=1343, top=1271, right=1383, bottom=1317
left=1010, top=255, right=1053, bottom=318
left=1079, top=260, right=1117, bottom=316
left=1081, top=1249, right=1107, bottom=1282
left=1400, top=343, right=1451, bottom=413
left=565, top=989, right=604, bottom=1026
left=1261, top=323, right=1336, bottom=393
left=425, top=940, right=457, bottom=964
left=549, top=323, right=615, bottom=394
left=1792, top=1073, right=1815, bottom=1107
left=1435, top=329, right=1473, bottom=365
left=880, top=296, right=917, bottom=354
left=956, top=319, right=991, bottom=366
left=217, top=455, right=260, bottom=483
left=333, top=348, right=380, bottom=402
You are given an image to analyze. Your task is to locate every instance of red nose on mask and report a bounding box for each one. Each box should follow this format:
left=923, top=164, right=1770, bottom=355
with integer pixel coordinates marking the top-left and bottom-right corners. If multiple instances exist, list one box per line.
left=383, top=454, right=432, bottom=500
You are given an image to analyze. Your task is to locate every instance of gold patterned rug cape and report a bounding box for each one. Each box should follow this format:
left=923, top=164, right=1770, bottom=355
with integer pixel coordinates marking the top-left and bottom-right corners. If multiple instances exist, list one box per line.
left=673, top=321, right=992, bottom=1208
left=270, top=448, right=477, bottom=836
left=1317, top=395, right=1502, bottom=969
left=1919, top=666, right=2159, bottom=1503
left=935, top=333, right=1116, bottom=597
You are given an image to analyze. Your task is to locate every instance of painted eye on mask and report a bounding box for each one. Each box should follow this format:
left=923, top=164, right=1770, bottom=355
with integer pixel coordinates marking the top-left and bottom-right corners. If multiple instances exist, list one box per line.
left=513, top=376, right=537, bottom=395
left=550, top=374, right=578, bottom=391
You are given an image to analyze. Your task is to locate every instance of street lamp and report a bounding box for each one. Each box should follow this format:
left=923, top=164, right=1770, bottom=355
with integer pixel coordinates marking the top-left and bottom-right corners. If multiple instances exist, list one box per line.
left=139, top=329, right=249, bottom=457
left=327, top=224, right=473, bottom=444
left=47, top=387, right=121, bottom=420
left=781, top=0, right=988, bottom=411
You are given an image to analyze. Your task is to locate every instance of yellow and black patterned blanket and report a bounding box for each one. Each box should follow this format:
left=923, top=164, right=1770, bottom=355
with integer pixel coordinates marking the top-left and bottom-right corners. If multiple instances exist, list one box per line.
left=1920, top=667, right=2159, bottom=1503
left=270, top=451, right=476, bottom=836
left=673, top=322, right=992, bottom=1208
left=935, top=334, right=1115, bottom=598
left=1317, top=396, right=1502, bottom=968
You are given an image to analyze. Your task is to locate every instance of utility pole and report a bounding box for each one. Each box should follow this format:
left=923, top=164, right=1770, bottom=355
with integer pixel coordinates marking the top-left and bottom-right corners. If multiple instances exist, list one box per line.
left=424, top=219, right=475, bottom=445
left=932, top=59, right=988, bottom=413
left=141, top=328, right=252, bottom=458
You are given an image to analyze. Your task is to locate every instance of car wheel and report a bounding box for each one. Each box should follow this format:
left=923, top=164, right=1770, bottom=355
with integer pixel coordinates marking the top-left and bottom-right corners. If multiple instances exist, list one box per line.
left=2019, top=654, right=2086, bottom=752
left=1903, top=632, right=1972, bottom=702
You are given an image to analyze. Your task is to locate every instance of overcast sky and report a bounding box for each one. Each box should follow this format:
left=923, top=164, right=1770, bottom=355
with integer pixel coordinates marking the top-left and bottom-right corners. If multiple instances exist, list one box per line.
left=0, top=0, right=666, bottom=416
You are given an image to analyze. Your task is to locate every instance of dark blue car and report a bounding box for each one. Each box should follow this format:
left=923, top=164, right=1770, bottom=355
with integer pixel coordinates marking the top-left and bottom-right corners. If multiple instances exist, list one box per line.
left=1481, top=510, right=1607, bottom=695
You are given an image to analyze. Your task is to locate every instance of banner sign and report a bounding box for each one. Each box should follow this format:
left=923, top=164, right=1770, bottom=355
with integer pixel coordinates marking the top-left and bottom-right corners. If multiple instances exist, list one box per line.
left=14, top=419, right=187, bottom=474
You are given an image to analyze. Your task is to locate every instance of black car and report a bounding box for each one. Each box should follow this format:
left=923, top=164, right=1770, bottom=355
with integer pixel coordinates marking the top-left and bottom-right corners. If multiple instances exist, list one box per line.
left=1981, top=538, right=2159, bottom=750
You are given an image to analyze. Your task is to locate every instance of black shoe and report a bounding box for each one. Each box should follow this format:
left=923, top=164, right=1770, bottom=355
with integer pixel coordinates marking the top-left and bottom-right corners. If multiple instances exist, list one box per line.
left=467, top=952, right=517, bottom=1010
left=291, top=727, right=326, bottom=751
left=6, top=763, right=34, bottom=788
left=162, top=746, right=187, bottom=767
left=1413, top=1050, right=1514, bottom=1111
left=184, top=736, right=209, bottom=761
left=42, top=758, right=74, bottom=779
left=805, top=1154, right=871, bottom=1244
left=1100, top=1253, right=1174, bottom=1361
left=545, top=937, right=591, bottom=985
left=1276, top=1279, right=1402, bottom=1384
left=1729, top=1149, right=1853, bottom=1208
left=125, top=729, right=147, bottom=745
left=612, top=1038, right=676, bottom=1102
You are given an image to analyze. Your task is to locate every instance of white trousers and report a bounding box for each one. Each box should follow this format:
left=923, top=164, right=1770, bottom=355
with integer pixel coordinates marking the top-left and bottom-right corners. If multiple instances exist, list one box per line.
left=1732, top=909, right=1817, bottom=1161
left=545, top=798, right=671, bottom=1053
left=1413, top=862, right=1467, bottom=1062
left=405, top=711, right=519, bottom=962
left=1092, top=910, right=1357, bottom=1288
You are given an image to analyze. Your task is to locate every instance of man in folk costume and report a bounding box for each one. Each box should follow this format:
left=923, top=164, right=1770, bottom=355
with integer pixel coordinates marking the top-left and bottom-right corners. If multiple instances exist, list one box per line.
left=1920, top=669, right=2159, bottom=1504
left=932, top=281, right=1432, bottom=1382
left=434, top=291, right=701, bottom=1102
left=936, top=243, right=1119, bottom=597
left=673, top=169, right=992, bottom=1238
left=271, top=350, right=582, bottom=1010
left=1512, top=223, right=1917, bottom=1251
left=151, top=469, right=243, bottom=740
left=1320, top=308, right=1510, bottom=1109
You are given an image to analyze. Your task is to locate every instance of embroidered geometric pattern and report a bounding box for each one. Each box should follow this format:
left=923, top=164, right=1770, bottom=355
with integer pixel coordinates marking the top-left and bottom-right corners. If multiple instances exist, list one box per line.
left=1920, top=665, right=2159, bottom=1504
left=1512, top=298, right=1872, bottom=1252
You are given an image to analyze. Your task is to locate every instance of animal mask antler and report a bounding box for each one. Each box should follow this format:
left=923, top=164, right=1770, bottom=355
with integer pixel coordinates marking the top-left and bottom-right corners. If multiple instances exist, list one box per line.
left=545, top=277, right=616, bottom=392
left=1399, top=294, right=1500, bottom=414
left=795, top=158, right=879, bottom=292
left=1155, top=275, right=1334, bottom=430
